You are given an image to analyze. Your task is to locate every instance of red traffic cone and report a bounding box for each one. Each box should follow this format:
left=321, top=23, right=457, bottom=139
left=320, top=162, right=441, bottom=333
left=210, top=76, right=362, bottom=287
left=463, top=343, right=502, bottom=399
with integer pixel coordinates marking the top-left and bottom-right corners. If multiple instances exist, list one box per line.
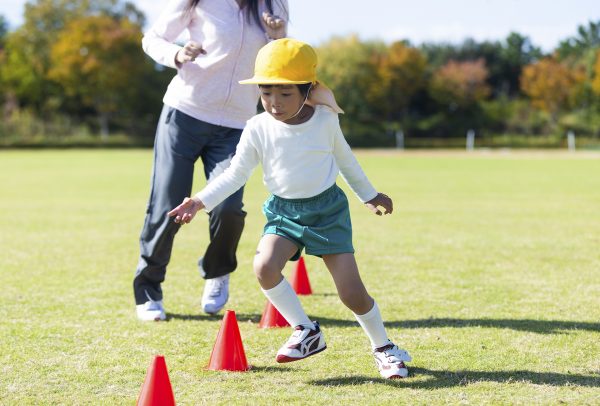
left=208, top=310, right=250, bottom=371
left=259, top=300, right=290, bottom=328
left=137, top=355, right=175, bottom=406
left=290, top=256, right=312, bottom=295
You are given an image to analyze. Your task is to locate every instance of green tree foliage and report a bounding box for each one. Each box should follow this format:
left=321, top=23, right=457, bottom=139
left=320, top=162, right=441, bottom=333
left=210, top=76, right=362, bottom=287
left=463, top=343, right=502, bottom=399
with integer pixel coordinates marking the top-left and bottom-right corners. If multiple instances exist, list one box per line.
left=593, top=51, right=600, bottom=96
left=316, top=35, right=390, bottom=145
left=0, top=16, right=7, bottom=107
left=48, top=14, right=150, bottom=137
left=500, top=33, right=543, bottom=96
left=0, top=0, right=167, bottom=138
left=557, top=21, right=600, bottom=60
left=0, top=15, right=7, bottom=48
left=1, top=0, right=90, bottom=112
left=0, top=0, right=145, bottom=113
left=374, top=41, right=427, bottom=123
left=420, top=33, right=542, bottom=98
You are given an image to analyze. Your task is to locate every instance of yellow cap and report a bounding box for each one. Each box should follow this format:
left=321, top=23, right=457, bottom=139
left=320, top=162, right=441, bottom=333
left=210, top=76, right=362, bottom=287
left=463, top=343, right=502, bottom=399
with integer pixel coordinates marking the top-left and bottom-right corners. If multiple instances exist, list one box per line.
left=239, top=38, right=317, bottom=85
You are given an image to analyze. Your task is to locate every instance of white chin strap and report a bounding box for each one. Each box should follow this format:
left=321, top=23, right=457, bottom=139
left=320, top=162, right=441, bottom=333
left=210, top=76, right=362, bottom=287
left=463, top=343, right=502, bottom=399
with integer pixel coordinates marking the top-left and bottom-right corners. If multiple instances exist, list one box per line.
left=285, top=83, right=312, bottom=121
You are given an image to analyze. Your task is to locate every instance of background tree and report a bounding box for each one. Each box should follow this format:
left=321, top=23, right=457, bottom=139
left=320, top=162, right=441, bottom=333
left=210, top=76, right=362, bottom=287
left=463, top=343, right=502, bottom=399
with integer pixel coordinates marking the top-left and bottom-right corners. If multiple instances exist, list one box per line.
left=593, top=51, right=600, bottom=96
left=499, top=32, right=543, bottom=97
left=0, top=0, right=91, bottom=113
left=429, top=59, right=490, bottom=108
left=0, top=15, right=7, bottom=48
left=0, top=0, right=144, bottom=114
left=428, top=59, right=491, bottom=136
left=520, top=57, right=586, bottom=123
left=557, top=21, right=600, bottom=60
left=374, top=41, right=426, bottom=134
left=48, top=14, right=154, bottom=138
left=316, top=35, right=388, bottom=146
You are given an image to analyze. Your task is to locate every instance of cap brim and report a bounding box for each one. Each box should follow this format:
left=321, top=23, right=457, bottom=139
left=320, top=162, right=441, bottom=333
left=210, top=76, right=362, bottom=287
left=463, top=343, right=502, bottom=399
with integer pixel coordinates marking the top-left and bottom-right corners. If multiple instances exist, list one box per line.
left=239, top=76, right=313, bottom=85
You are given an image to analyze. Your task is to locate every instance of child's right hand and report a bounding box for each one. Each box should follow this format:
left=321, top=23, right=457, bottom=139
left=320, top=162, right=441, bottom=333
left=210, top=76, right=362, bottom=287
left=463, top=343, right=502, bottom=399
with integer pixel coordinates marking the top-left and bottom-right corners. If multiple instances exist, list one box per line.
left=168, top=197, right=205, bottom=224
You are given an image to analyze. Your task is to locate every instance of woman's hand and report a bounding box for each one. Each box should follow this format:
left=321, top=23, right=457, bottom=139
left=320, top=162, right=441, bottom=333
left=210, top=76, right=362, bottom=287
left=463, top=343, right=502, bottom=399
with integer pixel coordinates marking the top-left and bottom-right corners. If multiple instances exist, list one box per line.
left=168, top=197, right=205, bottom=224
left=262, top=12, right=286, bottom=39
left=365, top=193, right=393, bottom=216
left=175, top=41, right=207, bottom=65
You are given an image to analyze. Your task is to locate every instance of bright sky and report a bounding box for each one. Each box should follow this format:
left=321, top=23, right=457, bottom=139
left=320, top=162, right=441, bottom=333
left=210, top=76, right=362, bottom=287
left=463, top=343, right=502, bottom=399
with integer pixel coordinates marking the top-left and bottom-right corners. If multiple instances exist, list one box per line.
left=1, top=0, right=599, bottom=51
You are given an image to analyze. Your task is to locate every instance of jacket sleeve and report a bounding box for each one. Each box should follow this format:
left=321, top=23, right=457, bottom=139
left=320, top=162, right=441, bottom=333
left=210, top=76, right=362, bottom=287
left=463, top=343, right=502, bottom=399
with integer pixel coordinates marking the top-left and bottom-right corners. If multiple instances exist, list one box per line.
left=141, top=0, right=191, bottom=69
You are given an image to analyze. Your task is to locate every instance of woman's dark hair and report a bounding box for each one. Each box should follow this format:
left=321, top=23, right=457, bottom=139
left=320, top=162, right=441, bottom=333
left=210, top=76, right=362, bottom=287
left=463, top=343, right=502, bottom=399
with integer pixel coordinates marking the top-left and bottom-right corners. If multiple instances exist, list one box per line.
left=186, top=0, right=286, bottom=26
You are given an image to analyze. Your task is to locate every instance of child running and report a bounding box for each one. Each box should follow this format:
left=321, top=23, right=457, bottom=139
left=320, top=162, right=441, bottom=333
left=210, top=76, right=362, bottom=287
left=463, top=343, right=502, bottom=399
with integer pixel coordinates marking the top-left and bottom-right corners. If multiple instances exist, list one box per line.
left=168, top=38, right=412, bottom=379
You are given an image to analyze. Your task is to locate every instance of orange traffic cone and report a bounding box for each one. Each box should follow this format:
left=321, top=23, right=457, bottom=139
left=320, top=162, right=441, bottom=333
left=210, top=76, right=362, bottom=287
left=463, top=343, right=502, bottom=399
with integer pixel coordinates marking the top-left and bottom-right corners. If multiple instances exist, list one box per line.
left=259, top=300, right=290, bottom=328
left=137, top=355, right=176, bottom=406
left=290, top=256, right=312, bottom=295
left=207, top=310, right=250, bottom=371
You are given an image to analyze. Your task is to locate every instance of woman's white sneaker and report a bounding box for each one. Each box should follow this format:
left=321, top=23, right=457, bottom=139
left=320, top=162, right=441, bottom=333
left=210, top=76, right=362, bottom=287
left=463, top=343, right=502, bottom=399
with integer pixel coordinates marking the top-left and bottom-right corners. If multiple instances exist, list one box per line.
left=201, top=274, right=230, bottom=314
left=373, top=343, right=412, bottom=379
left=136, top=298, right=166, bottom=321
left=276, top=321, right=327, bottom=363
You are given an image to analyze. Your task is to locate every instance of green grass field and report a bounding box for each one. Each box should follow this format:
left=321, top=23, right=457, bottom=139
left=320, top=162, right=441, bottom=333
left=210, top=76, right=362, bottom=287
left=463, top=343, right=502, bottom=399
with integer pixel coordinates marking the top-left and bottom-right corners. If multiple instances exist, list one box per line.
left=1, top=149, right=599, bottom=405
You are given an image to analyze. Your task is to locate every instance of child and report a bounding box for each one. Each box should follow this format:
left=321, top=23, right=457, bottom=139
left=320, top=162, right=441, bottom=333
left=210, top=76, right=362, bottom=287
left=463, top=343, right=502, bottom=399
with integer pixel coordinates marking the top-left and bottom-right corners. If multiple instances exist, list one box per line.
left=168, top=38, right=412, bottom=379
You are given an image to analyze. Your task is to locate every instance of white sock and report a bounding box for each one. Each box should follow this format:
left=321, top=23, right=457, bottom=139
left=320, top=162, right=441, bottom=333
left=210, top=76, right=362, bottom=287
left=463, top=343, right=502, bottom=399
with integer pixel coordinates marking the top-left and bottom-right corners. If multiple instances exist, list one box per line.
left=354, top=301, right=390, bottom=350
left=261, top=278, right=313, bottom=329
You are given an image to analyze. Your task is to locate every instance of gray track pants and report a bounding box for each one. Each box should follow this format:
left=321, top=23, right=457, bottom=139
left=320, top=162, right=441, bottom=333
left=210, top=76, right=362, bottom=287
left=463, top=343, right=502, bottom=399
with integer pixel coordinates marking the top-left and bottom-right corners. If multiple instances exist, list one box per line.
left=133, top=106, right=246, bottom=305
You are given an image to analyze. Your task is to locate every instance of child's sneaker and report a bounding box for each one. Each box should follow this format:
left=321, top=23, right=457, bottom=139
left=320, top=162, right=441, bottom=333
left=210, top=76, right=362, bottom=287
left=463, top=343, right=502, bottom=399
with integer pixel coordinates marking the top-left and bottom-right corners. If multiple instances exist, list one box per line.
left=373, top=342, right=411, bottom=379
left=276, top=321, right=327, bottom=363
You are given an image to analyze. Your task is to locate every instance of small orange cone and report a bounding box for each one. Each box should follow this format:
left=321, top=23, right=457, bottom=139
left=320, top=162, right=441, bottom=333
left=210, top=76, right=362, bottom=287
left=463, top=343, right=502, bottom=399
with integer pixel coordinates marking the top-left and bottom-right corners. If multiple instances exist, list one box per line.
left=137, top=355, right=176, bottom=406
left=259, top=300, right=290, bottom=328
left=290, top=256, right=312, bottom=295
left=207, top=310, right=250, bottom=371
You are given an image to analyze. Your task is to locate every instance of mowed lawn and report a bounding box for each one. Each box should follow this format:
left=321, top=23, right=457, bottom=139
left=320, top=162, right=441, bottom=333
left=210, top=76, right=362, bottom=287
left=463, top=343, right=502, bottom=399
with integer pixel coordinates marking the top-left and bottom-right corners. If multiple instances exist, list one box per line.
left=1, top=149, right=599, bottom=405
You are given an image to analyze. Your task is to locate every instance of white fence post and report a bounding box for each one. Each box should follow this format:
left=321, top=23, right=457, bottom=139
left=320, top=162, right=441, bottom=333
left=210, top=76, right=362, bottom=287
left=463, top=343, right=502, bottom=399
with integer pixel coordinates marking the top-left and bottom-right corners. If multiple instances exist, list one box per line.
left=567, top=130, right=576, bottom=151
left=395, top=130, right=404, bottom=150
left=466, top=129, right=475, bottom=151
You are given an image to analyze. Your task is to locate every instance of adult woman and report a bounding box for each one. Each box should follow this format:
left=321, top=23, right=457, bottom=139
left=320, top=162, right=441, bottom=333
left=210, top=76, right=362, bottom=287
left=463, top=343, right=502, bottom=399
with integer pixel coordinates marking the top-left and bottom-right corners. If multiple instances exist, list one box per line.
left=134, top=0, right=288, bottom=321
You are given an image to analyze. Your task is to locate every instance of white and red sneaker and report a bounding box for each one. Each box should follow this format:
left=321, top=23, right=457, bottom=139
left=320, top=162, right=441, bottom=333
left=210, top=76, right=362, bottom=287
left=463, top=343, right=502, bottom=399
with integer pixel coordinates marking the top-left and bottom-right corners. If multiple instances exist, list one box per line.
left=373, top=342, right=412, bottom=379
left=276, top=321, right=327, bottom=363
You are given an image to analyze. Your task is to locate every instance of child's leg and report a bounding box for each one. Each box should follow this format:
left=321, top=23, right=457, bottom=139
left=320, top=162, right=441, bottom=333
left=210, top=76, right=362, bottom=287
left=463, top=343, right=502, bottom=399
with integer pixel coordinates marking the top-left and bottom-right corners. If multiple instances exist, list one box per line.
left=254, top=234, right=312, bottom=329
left=256, top=234, right=326, bottom=362
left=324, top=252, right=411, bottom=378
left=322, top=253, right=389, bottom=349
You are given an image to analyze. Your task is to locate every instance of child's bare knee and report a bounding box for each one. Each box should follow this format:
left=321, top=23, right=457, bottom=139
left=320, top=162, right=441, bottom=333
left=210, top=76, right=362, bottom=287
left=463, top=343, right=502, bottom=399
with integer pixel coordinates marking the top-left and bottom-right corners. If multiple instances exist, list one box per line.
left=253, top=257, right=278, bottom=282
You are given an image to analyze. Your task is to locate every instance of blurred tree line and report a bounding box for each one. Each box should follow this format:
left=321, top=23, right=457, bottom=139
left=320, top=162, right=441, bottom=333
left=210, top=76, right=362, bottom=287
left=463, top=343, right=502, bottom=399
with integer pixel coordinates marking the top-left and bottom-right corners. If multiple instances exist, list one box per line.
left=0, top=0, right=171, bottom=145
left=1, top=1, right=600, bottom=147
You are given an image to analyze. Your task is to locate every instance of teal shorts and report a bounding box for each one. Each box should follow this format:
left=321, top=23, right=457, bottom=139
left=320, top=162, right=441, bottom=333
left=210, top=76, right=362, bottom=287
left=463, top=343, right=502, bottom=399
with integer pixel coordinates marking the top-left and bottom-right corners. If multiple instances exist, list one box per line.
left=262, top=184, right=354, bottom=261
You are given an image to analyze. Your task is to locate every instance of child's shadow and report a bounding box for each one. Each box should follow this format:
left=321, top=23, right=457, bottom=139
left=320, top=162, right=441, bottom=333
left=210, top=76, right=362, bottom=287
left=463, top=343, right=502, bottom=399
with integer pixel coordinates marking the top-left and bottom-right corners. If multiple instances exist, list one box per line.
left=309, top=367, right=600, bottom=389
left=166, top=314, right=600, bottom=335
left=315, top=317, right=600, bottom=335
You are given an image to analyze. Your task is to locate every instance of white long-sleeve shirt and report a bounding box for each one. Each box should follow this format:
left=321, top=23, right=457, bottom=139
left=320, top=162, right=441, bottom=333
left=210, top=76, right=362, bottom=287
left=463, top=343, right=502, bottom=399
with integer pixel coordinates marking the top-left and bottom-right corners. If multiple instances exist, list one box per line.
left=142, top=0, right=289, bottom=129
left=196, top=105, right=378, bottom=211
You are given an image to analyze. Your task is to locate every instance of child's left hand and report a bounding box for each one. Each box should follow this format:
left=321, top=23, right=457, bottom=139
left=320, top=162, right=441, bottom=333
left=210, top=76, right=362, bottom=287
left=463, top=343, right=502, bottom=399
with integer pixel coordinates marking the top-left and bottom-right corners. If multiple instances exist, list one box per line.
left=365, top=193, right=393, bottom=216
left=262, top=12, right=286, bottom=39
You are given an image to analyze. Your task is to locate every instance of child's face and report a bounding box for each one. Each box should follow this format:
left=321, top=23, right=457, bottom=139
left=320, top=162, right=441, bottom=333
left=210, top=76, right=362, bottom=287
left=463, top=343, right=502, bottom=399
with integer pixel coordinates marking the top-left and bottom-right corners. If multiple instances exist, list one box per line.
left=259, top=85, right=305, bottom=123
